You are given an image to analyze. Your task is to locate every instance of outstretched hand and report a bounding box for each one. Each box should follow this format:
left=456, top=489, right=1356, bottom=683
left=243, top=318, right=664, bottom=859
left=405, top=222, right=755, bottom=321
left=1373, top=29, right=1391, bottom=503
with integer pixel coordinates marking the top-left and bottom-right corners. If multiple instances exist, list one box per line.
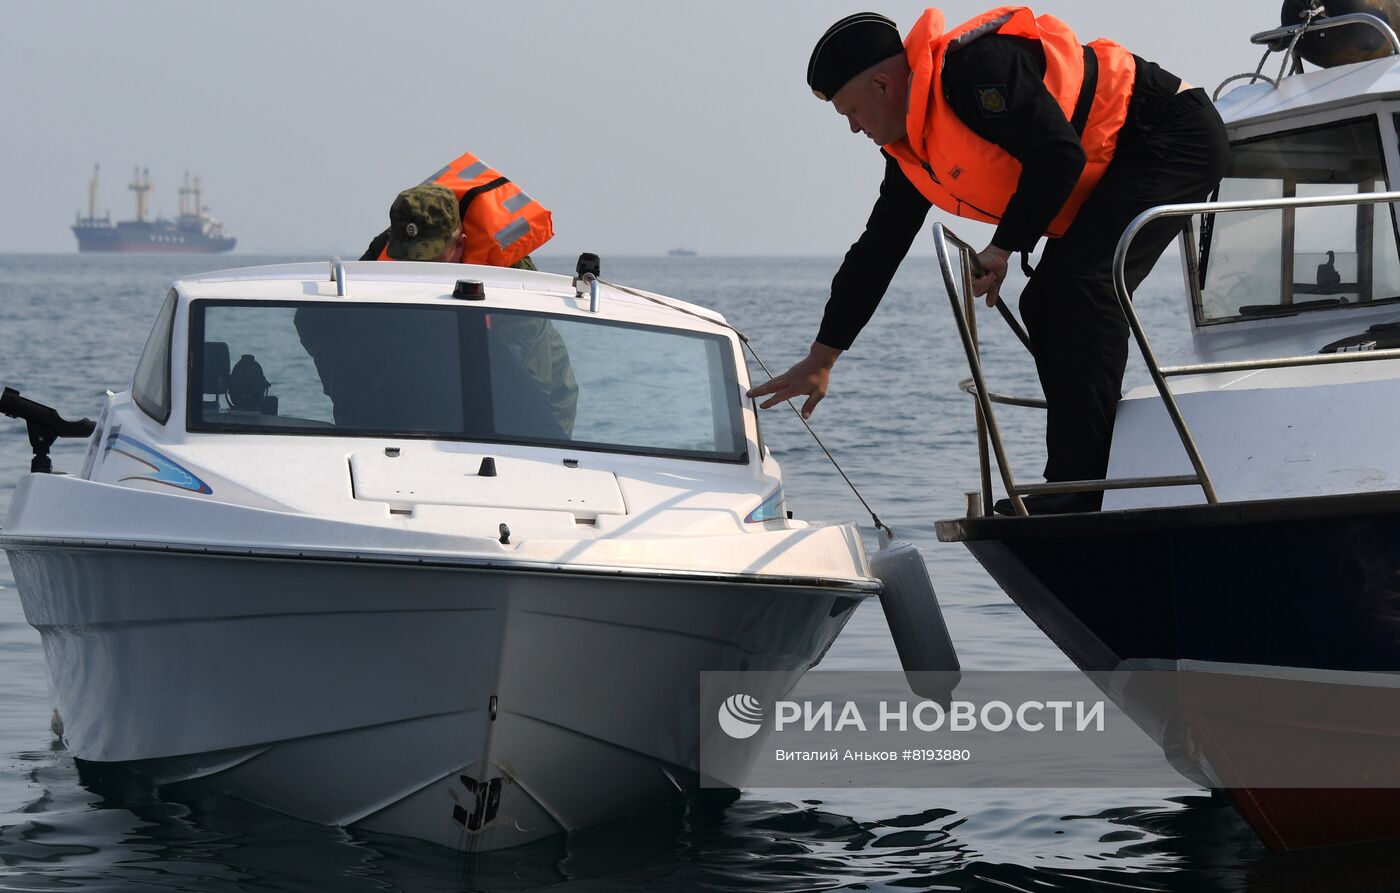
left=746, top=343, right=842, bottom=420
left=971, top=244, right=1012, bottom=307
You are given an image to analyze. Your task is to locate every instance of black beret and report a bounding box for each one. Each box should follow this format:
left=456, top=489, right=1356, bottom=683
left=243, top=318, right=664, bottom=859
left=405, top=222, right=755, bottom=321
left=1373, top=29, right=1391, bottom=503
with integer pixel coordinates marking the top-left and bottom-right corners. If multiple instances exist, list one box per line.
left=807, top=12, right=904, bottom=101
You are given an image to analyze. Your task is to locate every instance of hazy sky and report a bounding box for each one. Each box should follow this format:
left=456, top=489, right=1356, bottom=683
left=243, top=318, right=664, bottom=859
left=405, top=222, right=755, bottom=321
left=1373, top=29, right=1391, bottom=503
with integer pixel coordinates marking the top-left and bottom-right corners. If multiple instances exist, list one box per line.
left=3, top=2, right=1271, bottom=256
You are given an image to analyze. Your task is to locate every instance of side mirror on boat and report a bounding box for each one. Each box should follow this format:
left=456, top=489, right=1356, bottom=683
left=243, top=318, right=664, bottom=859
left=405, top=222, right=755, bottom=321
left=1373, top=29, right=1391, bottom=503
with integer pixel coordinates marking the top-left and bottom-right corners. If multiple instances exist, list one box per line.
left=0, top=387, right=97, bottom=474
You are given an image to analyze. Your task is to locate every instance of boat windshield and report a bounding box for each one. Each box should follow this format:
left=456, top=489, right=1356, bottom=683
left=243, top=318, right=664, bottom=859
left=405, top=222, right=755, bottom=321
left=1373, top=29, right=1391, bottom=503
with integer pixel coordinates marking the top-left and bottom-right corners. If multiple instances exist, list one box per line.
left=186, top=301, right=748, bottom=463
left=1198, top=116, right=1400, bottom=324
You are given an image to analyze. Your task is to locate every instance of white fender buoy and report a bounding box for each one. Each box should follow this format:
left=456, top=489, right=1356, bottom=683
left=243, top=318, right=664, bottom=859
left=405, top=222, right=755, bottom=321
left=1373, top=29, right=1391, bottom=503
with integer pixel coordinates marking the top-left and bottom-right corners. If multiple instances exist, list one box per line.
left=869, top=536, right=961, bottom=701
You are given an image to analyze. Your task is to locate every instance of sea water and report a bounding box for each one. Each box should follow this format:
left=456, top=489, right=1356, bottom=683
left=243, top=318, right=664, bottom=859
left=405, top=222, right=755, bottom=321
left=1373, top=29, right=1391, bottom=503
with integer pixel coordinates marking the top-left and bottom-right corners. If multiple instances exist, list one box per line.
left=0, top=253, right=1395, bottom=891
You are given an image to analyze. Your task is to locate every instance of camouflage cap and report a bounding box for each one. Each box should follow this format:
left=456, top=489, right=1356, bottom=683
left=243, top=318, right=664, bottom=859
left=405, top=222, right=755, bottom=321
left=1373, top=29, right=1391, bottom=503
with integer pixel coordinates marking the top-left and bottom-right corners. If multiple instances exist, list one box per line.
left=387, top=184, right=460, bottom=261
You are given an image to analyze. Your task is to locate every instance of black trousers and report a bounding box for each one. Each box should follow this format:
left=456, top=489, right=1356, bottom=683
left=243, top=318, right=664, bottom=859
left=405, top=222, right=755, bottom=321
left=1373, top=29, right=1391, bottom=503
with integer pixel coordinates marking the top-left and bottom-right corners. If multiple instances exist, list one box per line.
left=1017, top=87, right=1229, bottom=506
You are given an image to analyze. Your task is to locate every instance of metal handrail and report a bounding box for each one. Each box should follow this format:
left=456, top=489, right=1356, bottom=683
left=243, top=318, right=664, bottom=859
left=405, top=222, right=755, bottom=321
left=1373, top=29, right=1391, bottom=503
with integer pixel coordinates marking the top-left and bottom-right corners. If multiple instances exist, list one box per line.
left=1221, top=13, right=1400, bottom=103
left=933, top=226, right=1029, bottom=516
left=934, top=224, right=1208, bottom=517
left=1251, top=13, right=1400, bottom=56
left=330, top=256, right=348, bottom=297
left=939, top=229, right=1033, bottom=351
left=1112, top=189, right=1400, bottom=506
left=958, top=378, right=1046, bottom=410
left=1162, top=348, right=1400, bottom=377
left=937, top=189, right=1400, bottom=516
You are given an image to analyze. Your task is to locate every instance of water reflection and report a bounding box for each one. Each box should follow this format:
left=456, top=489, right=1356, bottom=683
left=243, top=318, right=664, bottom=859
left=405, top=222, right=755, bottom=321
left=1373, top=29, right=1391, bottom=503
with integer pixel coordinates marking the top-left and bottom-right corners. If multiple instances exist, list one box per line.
left=8, top=747, right=1400, bottom=892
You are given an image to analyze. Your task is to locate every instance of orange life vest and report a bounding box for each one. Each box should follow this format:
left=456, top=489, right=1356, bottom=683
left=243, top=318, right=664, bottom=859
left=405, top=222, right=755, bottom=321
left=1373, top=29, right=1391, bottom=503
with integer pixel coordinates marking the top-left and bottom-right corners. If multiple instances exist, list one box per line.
left=884, top=7, right=1137, bottom=238
left=377, top=150, right=554, bottom=266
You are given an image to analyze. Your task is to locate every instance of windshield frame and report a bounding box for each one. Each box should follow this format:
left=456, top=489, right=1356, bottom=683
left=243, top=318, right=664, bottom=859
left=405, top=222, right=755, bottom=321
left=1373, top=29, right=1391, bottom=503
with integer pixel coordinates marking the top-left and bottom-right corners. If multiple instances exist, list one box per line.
left=1195, top=112, right=1400, bottom=327
left=184, top=299, right=751, bottom=464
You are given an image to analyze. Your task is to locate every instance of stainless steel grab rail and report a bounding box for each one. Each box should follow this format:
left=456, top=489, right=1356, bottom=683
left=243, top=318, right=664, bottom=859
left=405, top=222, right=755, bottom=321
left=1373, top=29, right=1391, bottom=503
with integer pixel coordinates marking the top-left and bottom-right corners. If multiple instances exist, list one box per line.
left=957, top=378, right=1046, bottom=409
left=330, top=256, right=348, bottom=297
left=935, top=226, right=1201, bottom=517
left=933, top=226, right=1029, bottom=516
left=1112, top=190, right=1400, bottom=506
left=936, top=189, right=1400, bottom=516
left=1251, top=13, right=1400, bottom=56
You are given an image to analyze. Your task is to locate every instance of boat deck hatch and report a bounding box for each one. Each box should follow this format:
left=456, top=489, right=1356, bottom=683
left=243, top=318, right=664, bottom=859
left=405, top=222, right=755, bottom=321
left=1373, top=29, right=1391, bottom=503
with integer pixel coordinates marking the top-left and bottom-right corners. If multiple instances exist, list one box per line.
left=350, top=451, right=625, bottom=519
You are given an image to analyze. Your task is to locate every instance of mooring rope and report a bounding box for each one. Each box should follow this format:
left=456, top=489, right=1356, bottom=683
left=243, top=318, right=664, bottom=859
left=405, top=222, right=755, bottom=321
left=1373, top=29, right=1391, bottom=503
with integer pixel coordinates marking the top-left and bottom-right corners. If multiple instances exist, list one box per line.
left=1277, top=2, right=1327, bottom=83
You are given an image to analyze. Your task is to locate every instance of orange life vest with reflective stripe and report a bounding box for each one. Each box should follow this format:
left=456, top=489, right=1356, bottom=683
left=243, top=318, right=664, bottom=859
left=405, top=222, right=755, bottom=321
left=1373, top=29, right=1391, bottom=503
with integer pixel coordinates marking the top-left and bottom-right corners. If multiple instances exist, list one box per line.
left=376, top=150, right=554, bottom=266
left=884, top=7, right=1137, bottom=238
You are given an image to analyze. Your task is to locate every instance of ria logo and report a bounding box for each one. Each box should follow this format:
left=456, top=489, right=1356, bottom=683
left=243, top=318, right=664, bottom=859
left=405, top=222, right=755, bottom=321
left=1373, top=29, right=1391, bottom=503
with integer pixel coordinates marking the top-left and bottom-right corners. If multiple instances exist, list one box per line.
left=717, top=693, right=765, bottom=739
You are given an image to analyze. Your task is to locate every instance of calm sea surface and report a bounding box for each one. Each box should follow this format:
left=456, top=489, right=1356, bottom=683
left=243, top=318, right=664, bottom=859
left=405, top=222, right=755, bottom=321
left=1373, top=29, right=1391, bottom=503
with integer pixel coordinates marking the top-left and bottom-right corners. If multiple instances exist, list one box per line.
left=1, top=253, right=1397, bottom=890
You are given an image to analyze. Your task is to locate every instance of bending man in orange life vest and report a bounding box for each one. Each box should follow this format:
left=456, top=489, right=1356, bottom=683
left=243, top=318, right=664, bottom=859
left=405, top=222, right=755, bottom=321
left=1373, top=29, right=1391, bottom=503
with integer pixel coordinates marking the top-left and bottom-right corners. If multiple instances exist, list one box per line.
left=748, top=8, right=1229, bottom=514
left=360, top=150, right=554, bottom=270
left=299, top=159, right=577, bottom=436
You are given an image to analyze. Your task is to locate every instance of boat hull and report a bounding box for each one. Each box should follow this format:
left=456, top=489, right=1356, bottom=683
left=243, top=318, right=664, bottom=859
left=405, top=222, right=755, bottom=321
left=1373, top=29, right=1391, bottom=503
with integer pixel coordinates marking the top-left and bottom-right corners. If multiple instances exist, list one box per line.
left=6, top=541, right=864, bottom=852
left=940, top=492, right=1400, bottom=673
left=72, top=222, right=236, bottom=253
left=937, top=491, right=1400, bottom=850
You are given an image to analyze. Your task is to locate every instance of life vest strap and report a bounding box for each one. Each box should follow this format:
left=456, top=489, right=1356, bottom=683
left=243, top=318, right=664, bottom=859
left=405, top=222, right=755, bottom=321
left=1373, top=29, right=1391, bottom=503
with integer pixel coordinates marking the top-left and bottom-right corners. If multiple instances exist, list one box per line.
left=458, top=176, right=510, bottom=217
left=1070, top=45, right=1098, bottom=136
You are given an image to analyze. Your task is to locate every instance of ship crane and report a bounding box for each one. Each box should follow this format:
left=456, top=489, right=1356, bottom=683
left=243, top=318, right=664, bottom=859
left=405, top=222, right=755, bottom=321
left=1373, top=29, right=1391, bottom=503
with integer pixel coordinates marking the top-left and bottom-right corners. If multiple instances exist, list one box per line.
left=179, top=171, right=190, bottom=218
left=86, top=164, right=101, bottom=223
left=128, top=167, right=153, bottom=223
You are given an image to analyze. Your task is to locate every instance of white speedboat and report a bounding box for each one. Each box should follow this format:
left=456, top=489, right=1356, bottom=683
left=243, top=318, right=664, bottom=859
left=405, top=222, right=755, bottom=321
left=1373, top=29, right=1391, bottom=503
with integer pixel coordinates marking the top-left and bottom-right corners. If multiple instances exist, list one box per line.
left=934, top=8, right=1400, bottom=852
left=0, top=257, right=881, bottom=852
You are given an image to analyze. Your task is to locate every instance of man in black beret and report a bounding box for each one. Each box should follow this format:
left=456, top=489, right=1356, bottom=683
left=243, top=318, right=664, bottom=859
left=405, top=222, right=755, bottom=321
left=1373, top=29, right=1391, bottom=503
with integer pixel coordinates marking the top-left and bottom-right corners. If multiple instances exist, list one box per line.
left=749, top=8, right=1229, bottom=513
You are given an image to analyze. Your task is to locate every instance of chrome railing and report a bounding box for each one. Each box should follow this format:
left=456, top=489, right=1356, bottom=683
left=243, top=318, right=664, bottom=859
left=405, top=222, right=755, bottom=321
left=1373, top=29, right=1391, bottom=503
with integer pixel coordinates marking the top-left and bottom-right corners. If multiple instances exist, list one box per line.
left=330, top=256, right=348, bottom=297
left=1222, top=13, right=1400, bottom=100
left=1251, top=13, right=1400, bottom=57
left=933, top=227, right=1028, bottom=516
left=935, top=189, right=1400, bottom=517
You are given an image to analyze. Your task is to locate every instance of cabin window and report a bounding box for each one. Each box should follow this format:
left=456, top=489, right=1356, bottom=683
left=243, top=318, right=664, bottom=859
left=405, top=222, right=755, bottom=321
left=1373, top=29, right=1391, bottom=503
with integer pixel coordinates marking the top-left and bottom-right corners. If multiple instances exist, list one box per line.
left=132, top=289, right=177, bottom=423
left=185, top=301, right=747, bottom=463
left=1198, top=117, right=1400, bottom=324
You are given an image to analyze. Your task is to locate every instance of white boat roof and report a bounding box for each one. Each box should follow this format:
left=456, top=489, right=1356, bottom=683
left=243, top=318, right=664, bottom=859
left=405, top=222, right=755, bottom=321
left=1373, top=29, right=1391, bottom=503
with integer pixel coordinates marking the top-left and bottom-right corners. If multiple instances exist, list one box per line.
left=172, top=261, right=732, bottom=334
left=1216, top=55, right=1400, bottom=126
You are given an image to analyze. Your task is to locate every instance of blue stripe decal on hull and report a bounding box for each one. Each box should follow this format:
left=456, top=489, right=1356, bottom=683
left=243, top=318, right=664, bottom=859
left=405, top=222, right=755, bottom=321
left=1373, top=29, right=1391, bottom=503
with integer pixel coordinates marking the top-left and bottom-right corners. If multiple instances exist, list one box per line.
left=104, top=434, right=213, bottom=495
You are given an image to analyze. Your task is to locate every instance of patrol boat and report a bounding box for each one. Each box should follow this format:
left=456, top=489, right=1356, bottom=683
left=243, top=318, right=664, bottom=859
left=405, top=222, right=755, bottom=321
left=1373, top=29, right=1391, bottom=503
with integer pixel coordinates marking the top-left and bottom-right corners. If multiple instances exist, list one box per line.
left=0, top=257, right=880, bottom=852
left=934, top=5, right=1400, bottom=851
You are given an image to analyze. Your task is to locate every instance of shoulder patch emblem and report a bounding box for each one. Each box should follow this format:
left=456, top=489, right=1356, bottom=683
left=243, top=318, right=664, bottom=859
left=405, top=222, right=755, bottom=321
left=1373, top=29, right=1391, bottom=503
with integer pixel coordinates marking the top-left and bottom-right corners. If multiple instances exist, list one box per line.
left=976, top=84, right=1009, bottom=116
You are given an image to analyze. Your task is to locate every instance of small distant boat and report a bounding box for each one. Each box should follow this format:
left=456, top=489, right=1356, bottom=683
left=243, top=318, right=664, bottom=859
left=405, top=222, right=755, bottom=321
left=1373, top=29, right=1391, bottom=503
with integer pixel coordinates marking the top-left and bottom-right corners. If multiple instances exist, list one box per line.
left=73, top=164, right=236, bottom=254
left=667, top=247, right=697, bottom=257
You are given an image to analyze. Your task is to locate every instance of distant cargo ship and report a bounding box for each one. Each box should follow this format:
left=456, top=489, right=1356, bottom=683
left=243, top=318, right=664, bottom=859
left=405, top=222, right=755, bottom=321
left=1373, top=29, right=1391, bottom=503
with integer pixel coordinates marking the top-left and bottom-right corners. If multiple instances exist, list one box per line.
left=667, top=247, right=697, bottom=257
left=73, top=165, right=236, bottom=253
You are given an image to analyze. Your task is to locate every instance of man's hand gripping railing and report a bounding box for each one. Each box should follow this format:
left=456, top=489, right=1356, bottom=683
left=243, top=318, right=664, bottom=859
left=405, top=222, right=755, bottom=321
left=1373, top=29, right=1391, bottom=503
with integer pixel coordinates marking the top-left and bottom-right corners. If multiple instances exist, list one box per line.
left=932, top=223, right=1031, bottom=516
left=933, top=220, right=1211, bottom=517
